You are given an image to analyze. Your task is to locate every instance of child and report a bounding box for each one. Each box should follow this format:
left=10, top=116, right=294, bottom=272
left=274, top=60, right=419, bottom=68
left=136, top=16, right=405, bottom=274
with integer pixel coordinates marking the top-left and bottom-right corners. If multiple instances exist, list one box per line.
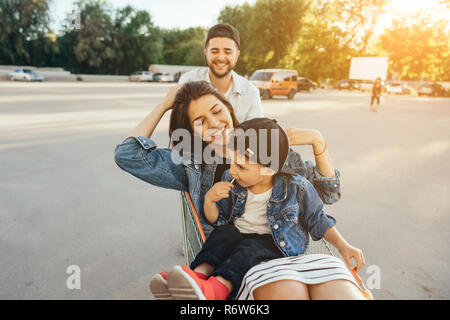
left=155, top=118, right=364, bottom=300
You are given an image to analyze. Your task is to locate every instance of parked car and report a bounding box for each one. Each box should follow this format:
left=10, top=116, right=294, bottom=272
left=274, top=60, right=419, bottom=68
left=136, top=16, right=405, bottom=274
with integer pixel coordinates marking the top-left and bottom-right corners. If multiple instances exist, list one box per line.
left=9, top=68, right=45, bottom=81
left=418, top=83, right=448, bottom=97
left=385, top=82, right=403, bottom=95
left=173, top=71, right=187, bottom=83
left=337, top=79, right=359, bottom=91
left=385, top=82, right=414, bottom=95
left=357, top=80, right=374, bottom=93
left=297, top=77, right=317, bottom=92
left=153, top=72, right=174, bottom=82
left=250, top=69, right=298, bottom=100
left=129, top=71, right=153, bottom=82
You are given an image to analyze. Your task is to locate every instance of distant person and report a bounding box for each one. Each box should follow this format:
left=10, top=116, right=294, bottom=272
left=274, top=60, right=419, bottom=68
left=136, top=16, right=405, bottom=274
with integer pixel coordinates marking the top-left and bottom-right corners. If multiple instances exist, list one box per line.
left=370, top=77, right=382, bottom=112
left=178, top=23, right=263, bottom=123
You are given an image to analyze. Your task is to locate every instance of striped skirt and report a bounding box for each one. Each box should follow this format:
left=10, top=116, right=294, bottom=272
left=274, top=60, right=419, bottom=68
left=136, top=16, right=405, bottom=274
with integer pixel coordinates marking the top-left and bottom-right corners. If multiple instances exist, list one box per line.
left=235, top=254, right=359, bottom=300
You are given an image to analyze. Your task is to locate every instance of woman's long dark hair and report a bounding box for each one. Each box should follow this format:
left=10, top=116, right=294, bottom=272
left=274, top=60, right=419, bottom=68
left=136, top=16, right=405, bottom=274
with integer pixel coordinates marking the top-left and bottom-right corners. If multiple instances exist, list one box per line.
left=169, top=81, right=239, bottom=152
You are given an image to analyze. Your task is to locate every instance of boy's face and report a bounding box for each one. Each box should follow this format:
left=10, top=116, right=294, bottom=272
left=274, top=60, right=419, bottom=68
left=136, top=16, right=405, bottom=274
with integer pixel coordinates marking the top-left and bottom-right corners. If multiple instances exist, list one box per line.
left=229, top=150, right=274, bottom=188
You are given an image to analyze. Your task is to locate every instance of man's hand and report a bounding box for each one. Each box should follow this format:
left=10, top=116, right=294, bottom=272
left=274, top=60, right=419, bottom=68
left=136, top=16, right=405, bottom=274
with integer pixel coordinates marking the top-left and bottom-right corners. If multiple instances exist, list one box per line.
left=205, top=181, right=234, bottom=203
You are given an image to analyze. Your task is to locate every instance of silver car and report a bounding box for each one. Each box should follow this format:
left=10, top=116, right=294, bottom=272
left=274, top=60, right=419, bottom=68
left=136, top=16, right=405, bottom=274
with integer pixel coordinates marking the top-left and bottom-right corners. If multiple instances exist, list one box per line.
left=158, top=73, right=175, bottom=83
left=9, top=68, right=45, bottom=81
left=129, top=71, right=153, bottom=82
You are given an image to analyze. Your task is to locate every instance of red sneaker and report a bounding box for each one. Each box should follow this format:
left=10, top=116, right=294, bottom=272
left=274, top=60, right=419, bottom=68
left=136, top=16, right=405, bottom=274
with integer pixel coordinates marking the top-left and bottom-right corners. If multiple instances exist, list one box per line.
left=167, top=265, right=229, bottom=300
left=149, top=271, right=171, bottom=300
left=150, top=270, right=208, bottom=300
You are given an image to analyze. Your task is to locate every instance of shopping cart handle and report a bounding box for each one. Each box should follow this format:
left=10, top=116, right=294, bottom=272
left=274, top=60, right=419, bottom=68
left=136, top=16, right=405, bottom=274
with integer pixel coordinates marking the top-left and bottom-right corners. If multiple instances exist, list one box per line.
left=351, top=268, right=374, bottom=300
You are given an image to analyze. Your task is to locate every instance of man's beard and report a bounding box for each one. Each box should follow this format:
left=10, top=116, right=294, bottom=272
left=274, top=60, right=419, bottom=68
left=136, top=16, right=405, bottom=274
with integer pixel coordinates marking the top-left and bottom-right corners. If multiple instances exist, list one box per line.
left=207, top=60, right=234, bottom=79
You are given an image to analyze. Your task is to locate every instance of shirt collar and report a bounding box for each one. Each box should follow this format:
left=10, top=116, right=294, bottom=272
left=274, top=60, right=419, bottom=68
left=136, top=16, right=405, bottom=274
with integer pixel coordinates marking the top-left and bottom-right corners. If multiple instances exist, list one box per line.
left=205, top=69, right=246, bottom=95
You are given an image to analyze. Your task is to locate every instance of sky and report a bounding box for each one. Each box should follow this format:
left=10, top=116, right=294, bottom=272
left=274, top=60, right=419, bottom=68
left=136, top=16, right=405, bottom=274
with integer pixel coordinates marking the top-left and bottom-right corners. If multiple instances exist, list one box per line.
left=49, top=0, right=256, bottom=32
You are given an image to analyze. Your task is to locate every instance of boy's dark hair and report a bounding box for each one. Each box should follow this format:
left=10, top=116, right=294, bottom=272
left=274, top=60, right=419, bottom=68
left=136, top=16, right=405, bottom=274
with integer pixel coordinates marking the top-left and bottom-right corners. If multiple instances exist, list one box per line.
left=205, top=23, right=240, bottom=49
left=230, top=117, right=290, bottom=173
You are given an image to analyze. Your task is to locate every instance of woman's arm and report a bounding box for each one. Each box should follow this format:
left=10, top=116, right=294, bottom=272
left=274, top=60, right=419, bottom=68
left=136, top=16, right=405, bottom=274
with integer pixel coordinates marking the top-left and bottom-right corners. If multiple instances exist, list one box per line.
left=284, top=128, right=340, bottom=204
left=114, top=85, right=189, bottom=192
left=128, top=85, right=180, bottom=138
left=285, top=128, right=335, bottom=177
left=323, top=226, right=365, bottom=272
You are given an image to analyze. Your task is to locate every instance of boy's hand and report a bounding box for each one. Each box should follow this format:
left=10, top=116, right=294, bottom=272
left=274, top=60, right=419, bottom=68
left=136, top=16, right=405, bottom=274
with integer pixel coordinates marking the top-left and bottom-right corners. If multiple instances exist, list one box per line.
left=205, top=181, right=234, bottom=203
left=339, top=244, right=365, bottom=272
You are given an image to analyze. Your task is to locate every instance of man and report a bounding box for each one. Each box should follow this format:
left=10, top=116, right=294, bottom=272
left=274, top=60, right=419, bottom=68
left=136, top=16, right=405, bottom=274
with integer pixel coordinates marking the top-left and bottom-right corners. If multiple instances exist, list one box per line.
left=178, top=23, right=263, bottom=123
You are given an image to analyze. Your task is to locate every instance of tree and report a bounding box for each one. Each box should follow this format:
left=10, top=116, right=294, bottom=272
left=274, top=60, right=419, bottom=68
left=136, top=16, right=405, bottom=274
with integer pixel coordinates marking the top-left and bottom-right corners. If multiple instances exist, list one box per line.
left=58, top=1, right=163, bottom=75
left=66, top=0, right=115, bottom=74
left=284, top=3, right=357, bottom=82
left=329, top=0, right=387, bottom=53
left=159, top=27, right=207, bottom=66
left=109, top=5, right=163, bottom=74
left=0, top=0, right=55, bottom=65
left=376, top=12, right=450, bottom=81
left=218, top=0, right=310, bottom=75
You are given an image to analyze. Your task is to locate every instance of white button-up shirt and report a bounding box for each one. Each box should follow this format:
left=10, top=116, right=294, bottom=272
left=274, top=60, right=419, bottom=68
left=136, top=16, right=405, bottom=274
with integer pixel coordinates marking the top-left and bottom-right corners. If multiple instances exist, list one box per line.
left=178, top=67, right=264, bottom=123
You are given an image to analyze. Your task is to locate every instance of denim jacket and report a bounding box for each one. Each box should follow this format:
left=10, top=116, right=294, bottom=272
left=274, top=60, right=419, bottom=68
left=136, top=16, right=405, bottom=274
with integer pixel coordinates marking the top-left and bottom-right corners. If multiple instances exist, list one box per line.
left=114, top=136, right=341, bottom=238
left=215, top=170, right=336, bottom=256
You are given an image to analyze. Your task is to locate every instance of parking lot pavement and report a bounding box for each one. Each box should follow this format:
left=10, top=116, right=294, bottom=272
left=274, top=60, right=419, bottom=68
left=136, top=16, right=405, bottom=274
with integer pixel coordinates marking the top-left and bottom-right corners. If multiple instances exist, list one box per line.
left=1, top=82, right=449, bottom=299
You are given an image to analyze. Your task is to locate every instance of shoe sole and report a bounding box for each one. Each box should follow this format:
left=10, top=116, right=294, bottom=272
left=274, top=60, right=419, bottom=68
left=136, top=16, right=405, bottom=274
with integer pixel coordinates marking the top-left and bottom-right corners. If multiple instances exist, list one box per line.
left=167, top=266, right=206, bottom=300
left=149, top=274, right=172, bottom=300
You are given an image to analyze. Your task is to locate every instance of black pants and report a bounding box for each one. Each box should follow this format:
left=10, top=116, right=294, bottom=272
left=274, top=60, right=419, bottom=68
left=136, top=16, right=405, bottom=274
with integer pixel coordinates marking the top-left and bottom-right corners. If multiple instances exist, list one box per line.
left=190, top=224, right=284, bottom=299
left=371, top=94, right=380, bottom=105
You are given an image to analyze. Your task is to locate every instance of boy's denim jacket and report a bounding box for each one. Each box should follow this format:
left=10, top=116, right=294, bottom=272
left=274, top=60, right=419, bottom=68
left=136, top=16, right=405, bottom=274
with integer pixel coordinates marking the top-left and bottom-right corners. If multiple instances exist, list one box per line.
left=215, top=170, right=336, bottom=256
left=114, top=136, right=341, bottom=238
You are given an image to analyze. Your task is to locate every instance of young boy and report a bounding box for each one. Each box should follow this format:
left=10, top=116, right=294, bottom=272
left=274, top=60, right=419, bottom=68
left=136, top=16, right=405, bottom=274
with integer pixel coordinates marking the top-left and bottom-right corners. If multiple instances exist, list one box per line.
left=163, top=118, right=364, bottom=300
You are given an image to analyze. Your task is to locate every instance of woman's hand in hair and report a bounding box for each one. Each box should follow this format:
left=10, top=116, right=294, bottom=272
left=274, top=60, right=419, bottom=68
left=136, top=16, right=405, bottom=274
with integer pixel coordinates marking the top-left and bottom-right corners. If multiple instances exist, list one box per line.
left=285, top=127, right=336, bottom=177
left=159, top=84, right=182, bottom=111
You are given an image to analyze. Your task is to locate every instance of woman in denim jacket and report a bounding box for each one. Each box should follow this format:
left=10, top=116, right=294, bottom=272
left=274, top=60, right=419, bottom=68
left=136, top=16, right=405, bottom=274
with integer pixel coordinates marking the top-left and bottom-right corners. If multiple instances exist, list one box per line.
left=115, top=81, right=357, bottom=299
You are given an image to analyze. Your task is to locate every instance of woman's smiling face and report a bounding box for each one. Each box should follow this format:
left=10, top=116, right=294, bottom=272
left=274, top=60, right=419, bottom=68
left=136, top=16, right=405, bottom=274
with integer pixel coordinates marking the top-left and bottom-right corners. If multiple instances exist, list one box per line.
left=187, top=94, right=234, bottom=145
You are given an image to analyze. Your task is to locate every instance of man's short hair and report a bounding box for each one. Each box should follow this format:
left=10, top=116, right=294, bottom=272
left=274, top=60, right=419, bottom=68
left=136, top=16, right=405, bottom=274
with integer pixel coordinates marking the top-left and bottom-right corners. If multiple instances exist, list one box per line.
left=205, top=23, right=240, bottom=49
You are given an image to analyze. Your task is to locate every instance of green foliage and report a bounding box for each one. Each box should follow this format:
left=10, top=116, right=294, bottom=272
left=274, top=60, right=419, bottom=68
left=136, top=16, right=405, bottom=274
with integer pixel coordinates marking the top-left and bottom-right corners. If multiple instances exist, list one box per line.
left=0, top=0, right=448, bottom=81
left=218, top=0, right=310, bottom=75
left=330, top=0, right=388, bottom=53
left=159, top=27, right=207, bottom=66
left=0, top=0, right=56, bottom=65
left=57, top=0, right=164, bottom=75
left=108, top=5, right=163, bottom=74
left=283, top=3, right=357, bottom=82
left=376, top=13, right=450, bottom=81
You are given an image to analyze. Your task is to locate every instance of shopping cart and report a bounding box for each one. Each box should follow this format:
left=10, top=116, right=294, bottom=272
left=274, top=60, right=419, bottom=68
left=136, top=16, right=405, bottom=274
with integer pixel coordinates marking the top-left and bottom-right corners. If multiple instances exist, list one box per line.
left=180, top=191, right=373, bottom=299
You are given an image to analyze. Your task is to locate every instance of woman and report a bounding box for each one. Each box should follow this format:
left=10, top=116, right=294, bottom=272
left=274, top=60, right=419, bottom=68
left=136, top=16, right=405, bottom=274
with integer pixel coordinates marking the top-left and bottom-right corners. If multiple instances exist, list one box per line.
left=114, top=81, right=366, bottom=300
left=370, top=77, right=383, bottom=112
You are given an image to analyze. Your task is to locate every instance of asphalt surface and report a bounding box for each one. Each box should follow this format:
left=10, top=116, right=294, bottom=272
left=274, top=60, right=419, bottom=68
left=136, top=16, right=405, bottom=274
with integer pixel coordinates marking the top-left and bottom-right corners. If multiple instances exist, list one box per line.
left=0, top=82, right=449, bottom=299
